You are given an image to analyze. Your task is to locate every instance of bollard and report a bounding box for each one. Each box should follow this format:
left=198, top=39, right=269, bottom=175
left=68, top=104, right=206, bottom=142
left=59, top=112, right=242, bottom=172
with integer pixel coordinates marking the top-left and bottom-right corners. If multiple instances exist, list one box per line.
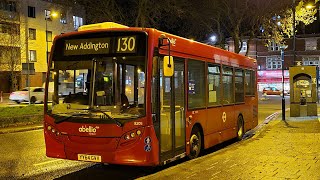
left=0, top=91, right=2, bottom=103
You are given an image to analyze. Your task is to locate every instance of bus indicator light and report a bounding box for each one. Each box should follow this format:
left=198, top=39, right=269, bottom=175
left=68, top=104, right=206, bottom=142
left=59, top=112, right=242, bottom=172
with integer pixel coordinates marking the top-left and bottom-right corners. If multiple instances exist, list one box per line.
left=136, top=130, right=141, bottom=135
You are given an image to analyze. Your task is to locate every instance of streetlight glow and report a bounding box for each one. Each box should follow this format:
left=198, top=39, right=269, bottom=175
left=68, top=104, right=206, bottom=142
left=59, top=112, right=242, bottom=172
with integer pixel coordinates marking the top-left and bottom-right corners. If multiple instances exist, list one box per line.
left=209, top=35, right=217, bottom=42
left=277, top=21, right=281, bottom=26
left=51, top=12, right=58, bottom=18
left=306, top=4, right=315, bottom=9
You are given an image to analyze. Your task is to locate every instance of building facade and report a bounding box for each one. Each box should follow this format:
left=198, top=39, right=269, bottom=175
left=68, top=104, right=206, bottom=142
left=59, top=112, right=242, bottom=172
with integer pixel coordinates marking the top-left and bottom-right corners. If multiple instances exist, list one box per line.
left=0, top=0, right=85, bottom=92
left=228, top=34, right=320, bottom=92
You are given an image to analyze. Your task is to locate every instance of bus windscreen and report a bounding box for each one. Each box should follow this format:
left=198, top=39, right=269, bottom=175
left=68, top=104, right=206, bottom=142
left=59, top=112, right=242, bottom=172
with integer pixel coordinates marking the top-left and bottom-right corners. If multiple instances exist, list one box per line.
left=47, top=32, right=147, bottom=125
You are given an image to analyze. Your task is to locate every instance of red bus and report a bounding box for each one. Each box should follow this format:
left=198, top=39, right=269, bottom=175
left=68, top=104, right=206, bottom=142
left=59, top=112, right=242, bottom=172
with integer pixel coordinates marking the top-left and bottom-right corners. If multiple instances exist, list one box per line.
left=44, top=22, right=258, bottom=166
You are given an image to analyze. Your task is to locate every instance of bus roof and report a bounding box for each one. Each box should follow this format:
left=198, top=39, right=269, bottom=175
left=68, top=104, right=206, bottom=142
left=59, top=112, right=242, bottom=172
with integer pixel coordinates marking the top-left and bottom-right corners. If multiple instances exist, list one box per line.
left=78, top=22, right=129, bottom=31
left=55, top=23, right=256, bottom=69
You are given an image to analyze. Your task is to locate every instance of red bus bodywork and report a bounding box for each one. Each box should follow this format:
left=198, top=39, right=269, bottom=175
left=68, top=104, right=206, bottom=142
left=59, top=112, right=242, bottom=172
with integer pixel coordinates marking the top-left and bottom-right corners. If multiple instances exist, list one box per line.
left=44, top=27, right=258, bottom=166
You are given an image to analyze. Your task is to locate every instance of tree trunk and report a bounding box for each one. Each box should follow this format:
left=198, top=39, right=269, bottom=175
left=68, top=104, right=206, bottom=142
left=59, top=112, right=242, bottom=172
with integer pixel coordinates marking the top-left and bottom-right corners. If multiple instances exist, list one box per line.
left=245, top=31, right=254, bottom=56
left=232, top=24, right=242, bottom=53
left=135, top=0, right=147, bottom=27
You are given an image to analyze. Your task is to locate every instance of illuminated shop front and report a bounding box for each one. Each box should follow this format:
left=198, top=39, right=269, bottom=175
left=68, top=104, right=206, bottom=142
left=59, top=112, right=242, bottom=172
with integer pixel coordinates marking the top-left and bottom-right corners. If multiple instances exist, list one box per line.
left=257, top=70, right=290, bottom=92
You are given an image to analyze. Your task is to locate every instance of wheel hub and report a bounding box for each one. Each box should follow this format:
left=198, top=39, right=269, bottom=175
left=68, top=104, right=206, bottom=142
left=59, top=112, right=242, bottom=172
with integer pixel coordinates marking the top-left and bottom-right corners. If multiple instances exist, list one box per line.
left=190, top=134, right=199, bottom=153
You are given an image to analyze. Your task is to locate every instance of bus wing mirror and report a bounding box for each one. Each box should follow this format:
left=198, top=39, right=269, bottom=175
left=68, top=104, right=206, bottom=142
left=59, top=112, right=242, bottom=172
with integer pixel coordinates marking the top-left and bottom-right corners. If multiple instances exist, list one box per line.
left=163, top=56, right=174, bottom=77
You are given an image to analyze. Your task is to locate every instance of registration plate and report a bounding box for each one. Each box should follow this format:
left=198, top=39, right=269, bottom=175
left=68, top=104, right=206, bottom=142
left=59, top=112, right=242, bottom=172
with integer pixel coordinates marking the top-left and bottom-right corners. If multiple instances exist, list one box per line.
left=78, top=154, right=102, bottom=162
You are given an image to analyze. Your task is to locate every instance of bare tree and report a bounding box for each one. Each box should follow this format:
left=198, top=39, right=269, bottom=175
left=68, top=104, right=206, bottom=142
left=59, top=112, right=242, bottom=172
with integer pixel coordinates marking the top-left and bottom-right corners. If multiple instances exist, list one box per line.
left=0, top=4, right=22, bottom=91
left=70, top=0, right=125, bottom=24
left=62, top=0, right=318, bottom=56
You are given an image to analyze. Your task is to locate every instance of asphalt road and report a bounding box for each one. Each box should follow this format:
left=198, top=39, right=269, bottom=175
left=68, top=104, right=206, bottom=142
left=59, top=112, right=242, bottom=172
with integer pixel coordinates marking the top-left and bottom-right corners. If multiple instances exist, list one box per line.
left=258, top=94, right=290, bottom=124
left=0, top=94, right=287, bottom=179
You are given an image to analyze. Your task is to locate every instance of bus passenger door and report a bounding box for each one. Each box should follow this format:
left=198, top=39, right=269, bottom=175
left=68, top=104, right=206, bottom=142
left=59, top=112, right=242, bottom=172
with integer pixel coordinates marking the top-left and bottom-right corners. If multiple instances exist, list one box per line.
left=159, top=59, right=186, bottom=162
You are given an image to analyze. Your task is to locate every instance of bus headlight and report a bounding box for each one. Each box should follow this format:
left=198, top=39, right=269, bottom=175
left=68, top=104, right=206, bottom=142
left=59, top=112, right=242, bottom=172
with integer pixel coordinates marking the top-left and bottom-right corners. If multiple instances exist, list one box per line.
left=130, top=132, right=135, bottom=138
left=124, top=134, right=130, bottom=140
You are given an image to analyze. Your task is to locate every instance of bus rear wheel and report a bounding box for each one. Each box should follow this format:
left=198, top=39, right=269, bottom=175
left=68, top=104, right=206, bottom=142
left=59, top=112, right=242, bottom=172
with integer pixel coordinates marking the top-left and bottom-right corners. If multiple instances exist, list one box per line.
left=237, top=115, right=244, bottom=140
left=188, top=126, right=202, bottom=159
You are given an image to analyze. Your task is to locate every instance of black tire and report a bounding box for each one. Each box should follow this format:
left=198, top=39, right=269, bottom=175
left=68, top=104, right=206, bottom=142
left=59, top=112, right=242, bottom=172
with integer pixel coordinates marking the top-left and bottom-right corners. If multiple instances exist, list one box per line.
left=237, top=115, right=244, bottom=140
left=14, top=100, right=20, bottom=104
left=188, top=126, right=202, bottom=159
left=30, top=96, right=36, bottom=104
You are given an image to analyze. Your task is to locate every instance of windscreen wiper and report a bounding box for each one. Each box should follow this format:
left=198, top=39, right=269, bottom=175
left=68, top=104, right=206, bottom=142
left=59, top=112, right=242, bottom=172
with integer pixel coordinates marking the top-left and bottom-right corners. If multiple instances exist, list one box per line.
left=54, top=112, right=89, bottom=124
left=89, top=108, right=123, bottom=127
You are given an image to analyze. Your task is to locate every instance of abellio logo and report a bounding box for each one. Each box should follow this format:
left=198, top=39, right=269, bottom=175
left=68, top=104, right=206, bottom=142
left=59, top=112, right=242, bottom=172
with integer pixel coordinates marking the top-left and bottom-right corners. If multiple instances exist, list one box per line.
left=79, top=125, right=97, bottom=133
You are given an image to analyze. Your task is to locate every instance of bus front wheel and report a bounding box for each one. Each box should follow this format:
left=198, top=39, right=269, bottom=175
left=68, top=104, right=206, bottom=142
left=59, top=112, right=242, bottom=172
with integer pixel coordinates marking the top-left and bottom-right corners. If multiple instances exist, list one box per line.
left=188, top=126, right=202, bottom=159
left=237, top=115, right=244, bottom=140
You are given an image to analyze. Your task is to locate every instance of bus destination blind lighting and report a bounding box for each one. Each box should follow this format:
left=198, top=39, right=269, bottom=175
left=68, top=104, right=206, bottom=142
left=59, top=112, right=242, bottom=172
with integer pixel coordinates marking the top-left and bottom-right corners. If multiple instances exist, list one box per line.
left=64, top=36, right=137, bottom=56
left=64, top=38, right=111, bottom=55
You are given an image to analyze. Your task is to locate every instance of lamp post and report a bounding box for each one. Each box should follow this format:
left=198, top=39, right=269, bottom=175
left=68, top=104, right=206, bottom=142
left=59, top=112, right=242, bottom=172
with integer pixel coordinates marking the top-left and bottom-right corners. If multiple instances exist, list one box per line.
left=292, top=0, right=296, bottom=62
left=280, top=45, right=288, bottom=120
left=45, top=11, right=57, bottom=63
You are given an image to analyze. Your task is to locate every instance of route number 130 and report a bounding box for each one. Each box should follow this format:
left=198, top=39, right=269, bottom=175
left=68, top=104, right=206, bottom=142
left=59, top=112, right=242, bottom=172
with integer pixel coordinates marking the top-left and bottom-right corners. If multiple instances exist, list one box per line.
left=117, top=36, right=136, bottom=53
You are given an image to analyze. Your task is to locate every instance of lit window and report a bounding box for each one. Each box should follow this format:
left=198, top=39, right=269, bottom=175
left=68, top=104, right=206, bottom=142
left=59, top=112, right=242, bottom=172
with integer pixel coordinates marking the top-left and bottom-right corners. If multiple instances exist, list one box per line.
left=29, top=28, right=36, bottom=40
left=240, top=41, right=247, bottom=52
left=303, top=56, right=320, bottom=66
left=269, top=41, right=280, bottom=51
left=60, top=13, right=67, bottom=24
left=266, top=56, right=282, bottom=70
left=208, top=64, right=221, bottom=106
left=73, top=16, right=83, bottom=30
left=224, top=44, right=229, bottom=51
left=29, top=50, right=37, bottom=62
left=305, top=39, right=317, bottom=51
left=222, top=66, right=234, bottom=104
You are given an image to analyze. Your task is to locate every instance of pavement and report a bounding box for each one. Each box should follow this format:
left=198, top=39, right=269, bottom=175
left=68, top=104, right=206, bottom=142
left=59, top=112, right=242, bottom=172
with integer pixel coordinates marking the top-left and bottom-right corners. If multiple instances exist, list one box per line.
left=140, top=109, right=320, bottom=180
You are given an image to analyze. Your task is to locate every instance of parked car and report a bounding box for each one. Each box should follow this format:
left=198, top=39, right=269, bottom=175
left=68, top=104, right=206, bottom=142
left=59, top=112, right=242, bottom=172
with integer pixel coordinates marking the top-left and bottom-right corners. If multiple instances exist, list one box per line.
left=9, top=87, right=45, bottom=104
left=262, top=87, right=288, bottom=96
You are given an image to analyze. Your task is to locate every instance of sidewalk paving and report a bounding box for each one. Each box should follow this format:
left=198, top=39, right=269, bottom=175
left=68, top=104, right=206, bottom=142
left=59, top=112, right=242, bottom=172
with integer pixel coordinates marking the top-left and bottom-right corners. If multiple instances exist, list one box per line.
left=140, top=113, right=320, bottom=180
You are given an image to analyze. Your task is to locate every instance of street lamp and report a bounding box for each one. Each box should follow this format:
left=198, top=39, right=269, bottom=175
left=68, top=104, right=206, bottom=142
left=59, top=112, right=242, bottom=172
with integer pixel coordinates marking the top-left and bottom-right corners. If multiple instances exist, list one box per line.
left=292, top=0, right=296, bottom=62
left=209, top=34, right=218, bottom=44
left=45, top=11, right=58, bottom=63
left=280, top=44, right=288, bottom=120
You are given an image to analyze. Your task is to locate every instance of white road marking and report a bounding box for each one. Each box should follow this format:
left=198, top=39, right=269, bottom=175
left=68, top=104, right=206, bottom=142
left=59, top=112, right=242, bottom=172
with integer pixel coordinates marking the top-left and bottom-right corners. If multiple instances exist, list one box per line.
left=186, top=173, right=197, bottom=179
left=33, top=159, right=62, bottom=166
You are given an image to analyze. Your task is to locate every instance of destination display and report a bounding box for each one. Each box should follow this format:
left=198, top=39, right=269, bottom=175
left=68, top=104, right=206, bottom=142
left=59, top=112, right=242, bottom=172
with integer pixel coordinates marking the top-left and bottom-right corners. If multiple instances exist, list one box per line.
left=64, top=36, right=137, bottom=56
left=64, top=38, right=111, bottom=55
